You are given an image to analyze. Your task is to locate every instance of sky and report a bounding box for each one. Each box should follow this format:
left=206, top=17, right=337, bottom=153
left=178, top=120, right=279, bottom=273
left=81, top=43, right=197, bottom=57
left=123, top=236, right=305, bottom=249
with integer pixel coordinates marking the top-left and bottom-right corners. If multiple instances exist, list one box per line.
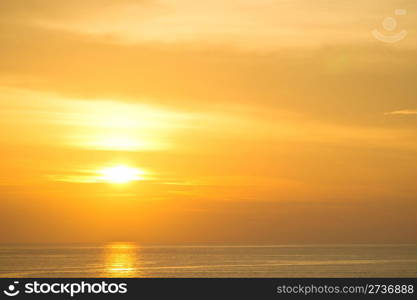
left=1, top=0, right=417, bottom=244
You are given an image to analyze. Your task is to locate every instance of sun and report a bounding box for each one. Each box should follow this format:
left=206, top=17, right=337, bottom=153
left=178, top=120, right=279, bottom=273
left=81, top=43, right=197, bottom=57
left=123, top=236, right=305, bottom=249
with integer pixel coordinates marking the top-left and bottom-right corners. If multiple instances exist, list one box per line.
left=98, top=166, right=145, bottom=184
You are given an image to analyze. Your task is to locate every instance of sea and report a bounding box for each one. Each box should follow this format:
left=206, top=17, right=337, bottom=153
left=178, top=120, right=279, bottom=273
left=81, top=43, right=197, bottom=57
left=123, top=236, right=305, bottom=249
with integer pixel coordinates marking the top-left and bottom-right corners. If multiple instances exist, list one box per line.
left=1, top=244, right=416, bottom=277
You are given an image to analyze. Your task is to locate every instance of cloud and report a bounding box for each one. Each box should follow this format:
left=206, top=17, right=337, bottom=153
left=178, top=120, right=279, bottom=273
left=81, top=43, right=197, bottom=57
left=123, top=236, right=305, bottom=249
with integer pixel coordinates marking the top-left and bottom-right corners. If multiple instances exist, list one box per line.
left=2, top=0, right=417, bottom=50
left=1, top=21, right=417, bottom=126
left=385, top=109, right=417, bottom=115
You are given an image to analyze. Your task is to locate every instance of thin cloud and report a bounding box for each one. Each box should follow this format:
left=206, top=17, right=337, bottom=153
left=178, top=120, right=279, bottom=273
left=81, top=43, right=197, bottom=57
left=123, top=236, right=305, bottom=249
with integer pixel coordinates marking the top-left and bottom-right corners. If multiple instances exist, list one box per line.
left=385, top=109, right=417, bottom=115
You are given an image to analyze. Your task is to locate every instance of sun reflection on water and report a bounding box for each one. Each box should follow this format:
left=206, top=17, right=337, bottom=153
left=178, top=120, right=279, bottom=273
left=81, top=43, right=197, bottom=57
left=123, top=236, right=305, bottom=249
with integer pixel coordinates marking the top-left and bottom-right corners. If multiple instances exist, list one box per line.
left=103, top=243, right=141, bottom=277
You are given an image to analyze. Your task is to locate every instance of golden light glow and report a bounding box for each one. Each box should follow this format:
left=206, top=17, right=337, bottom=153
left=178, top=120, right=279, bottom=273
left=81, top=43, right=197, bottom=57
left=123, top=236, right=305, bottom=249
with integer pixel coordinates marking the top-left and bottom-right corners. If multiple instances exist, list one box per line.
left=98, top=166, right=146, bottom=184
left=64, top=99, right=191, bottom=152
left=1, top=0, right=417, bottom=246
left=81, top=134, right=163, bottom=152
left=103, top=243, right=140, bottom=277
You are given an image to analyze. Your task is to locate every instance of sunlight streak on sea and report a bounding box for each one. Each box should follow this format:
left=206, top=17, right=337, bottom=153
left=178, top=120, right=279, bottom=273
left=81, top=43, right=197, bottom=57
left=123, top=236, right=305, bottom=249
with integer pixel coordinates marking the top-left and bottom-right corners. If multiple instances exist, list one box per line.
left=1, top=244, right=417, bottom=278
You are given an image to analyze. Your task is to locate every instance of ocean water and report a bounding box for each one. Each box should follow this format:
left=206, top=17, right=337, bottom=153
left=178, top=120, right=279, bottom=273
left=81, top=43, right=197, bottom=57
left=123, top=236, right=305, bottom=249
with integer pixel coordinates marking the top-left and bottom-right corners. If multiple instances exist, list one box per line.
left=0, top=244, right=416, bottom=278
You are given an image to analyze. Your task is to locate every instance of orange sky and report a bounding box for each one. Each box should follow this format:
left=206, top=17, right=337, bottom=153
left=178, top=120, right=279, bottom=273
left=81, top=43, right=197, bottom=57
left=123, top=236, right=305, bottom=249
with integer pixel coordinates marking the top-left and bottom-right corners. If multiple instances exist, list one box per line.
left=1, top=0, right=417, bottom=244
